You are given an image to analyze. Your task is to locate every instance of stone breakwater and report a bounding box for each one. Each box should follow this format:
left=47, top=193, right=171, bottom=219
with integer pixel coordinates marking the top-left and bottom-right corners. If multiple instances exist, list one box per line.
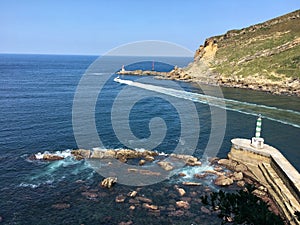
left=117, top=69, right=169, bottom=77
left=228, top=138, right=300, bottom=225
left=29, top=148, right=290, bottom=223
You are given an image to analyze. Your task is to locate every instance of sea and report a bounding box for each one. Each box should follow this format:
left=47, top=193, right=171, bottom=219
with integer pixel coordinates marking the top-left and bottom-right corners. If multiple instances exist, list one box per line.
left=0, top=54, right=299, bottom=224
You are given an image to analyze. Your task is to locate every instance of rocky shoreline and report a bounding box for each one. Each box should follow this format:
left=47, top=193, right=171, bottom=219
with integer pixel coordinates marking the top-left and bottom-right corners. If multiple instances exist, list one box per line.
left=116, top=66, right=300, bottom=97
left=29, top=148, right=285, bottom=224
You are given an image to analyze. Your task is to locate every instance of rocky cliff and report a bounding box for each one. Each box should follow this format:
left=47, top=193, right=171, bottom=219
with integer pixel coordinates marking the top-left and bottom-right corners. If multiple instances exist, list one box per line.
left=172, top=10, right=300, bottom=96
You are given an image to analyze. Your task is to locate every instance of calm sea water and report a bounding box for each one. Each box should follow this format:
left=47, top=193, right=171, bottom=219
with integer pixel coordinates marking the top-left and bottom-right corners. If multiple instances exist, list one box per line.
left=0, top=54, right=299, bottom=224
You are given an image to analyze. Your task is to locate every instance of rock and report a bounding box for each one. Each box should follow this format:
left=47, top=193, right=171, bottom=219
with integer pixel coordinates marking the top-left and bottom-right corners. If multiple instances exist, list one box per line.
left=167, top=205, right=176, bottom=211
left=127, top=191, right=137, bottom=198
left=181, top=197, right=191, bottom=202
left=204, top=186, right=211, bottom=192
left=252, top=189, right=267, bottom=197
left=142, top=203, right=158, bottom=210
left=118, top=221, right=133, bottom=225
left=52, top=203, right=70, bottom=209
left=28, top=155, right=37, bottom=160
left=100, top=177, right=117, bottom=189
left=116, top=149, right=138, bottom=159
left=170, top=154, right=201, bottom=166
left=237, top=180, right=245, bottom=187
left=136, top=196, right=152, bottom=203
left=235, top=164, right=248, bottom=172
left=214, top=166, right=223, bottom=172
left=144, top=155, right=155, bottom=162
left=233, top=171, right=243, bottom=181
left=190, top=191, right=198, bottom=197
left=176, top=187, right=186, bottom=196
left=139, top=159, right=146, bottom=166
left=81, top=192, right=98, bottom=199
left=214, top=175, right=234, bottom=186
left=148, top=209, right=160, bottom=216
left=176, top=201, right=190, bottom=209
left=43, top=154, right=64, bottom=161
left=115, top=195, right=126, bottom=203
left=208, top=157, right=220, bottom=164
left=90, top=149, right=116, bottom=159
left=75, top=179, right=85, bottom=184
left=217, top=159, right=237, bottom=170
left=258, top=185, right=268, bottom=192
left=157, top=161, right=174, bottom=171
left=178, top=172, right=186, bottom=177
left=201, top=206, right=211, bottom=215
left=71, top=149, right=91, bottom=160
left=168, top=210, right=185, bottom=217
left=194, top=173, right=207, bottom=179
left=129, top=199, right=140, bottom=205
left=139, top=169, right=161, bottom=176
left=204, top=170, right=224, bottom=176
left=182, top=182, right=202, bottom=186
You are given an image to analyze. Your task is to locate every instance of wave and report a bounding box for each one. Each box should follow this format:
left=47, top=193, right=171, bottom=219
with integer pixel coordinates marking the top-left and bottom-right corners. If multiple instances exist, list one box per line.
left=116, top=78, right=300, bottom=128
left=34, top=149, right=73, bottom=159
left=20, top=150, right=93, bottom=189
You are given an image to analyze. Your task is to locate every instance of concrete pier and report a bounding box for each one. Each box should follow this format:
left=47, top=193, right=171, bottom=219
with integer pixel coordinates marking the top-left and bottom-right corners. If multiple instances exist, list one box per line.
left=229, top=138, right=300, bottom=225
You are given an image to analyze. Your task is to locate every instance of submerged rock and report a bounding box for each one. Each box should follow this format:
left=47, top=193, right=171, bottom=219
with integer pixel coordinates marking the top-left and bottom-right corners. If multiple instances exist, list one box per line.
left=201, top=206, right=211, bottom=215
left=81, top=191, right=98, bottom=199
left=157, top=161, right=174, bottom=171
left=129, top=205, right=135, bottom=210
left=182, top=182, right=202, bottom=186
left=136, top=196, right=152, bottom=203
left=118, top=221, right=133, bottom=225
left=168, top=210, right=185, bottom=217
left=101, top=177, right=117, bottom=189
left=139, top=159, right=146, bottom=166
left=176, top=201, right=190, bottom=209
left=51, top=203, right=71, bottom=210
left=115, top=195, right=126, bottom=203
left=142, top=203, right=158, bottom=210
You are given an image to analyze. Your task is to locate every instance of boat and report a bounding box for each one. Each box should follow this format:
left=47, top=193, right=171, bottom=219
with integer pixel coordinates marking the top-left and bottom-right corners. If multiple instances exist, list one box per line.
left=113, top=76, right=133, bottom=85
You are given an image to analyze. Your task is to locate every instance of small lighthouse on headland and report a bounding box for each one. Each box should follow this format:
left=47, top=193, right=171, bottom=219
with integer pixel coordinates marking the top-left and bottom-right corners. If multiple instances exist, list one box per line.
left=251, top=115, right=264, bottom=149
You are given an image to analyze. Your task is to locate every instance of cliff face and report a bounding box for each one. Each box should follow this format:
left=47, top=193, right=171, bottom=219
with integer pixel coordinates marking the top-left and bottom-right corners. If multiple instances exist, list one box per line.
left=182, top=10, right=300, bottom=96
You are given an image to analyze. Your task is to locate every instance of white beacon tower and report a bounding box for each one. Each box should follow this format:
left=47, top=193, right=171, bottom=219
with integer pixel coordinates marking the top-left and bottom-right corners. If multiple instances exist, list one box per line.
left=251, top=115, right=264, bottom=149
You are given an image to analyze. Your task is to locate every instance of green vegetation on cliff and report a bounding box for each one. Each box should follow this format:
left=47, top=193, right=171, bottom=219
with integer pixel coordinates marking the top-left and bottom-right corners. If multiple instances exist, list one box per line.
left=191, top=9, right=300, bottom=96
left=212, top=10, right=300, bottom=79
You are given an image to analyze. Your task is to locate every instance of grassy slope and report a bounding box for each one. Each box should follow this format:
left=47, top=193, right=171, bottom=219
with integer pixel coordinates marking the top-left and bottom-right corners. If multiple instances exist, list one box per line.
left=210, top=10, right=300, bottom=81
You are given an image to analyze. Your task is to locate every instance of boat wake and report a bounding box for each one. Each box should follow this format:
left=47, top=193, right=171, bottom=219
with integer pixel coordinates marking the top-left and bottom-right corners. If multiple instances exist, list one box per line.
left=114, top=77, right=300, bottom=128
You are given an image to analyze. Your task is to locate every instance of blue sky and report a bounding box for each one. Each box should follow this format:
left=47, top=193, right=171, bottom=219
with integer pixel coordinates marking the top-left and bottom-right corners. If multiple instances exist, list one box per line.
left=0, top=0, right=299, bottom=55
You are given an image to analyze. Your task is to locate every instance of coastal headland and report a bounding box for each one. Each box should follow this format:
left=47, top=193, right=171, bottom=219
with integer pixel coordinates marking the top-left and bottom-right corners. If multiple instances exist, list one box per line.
left=118, top=10, right=300, bottom=97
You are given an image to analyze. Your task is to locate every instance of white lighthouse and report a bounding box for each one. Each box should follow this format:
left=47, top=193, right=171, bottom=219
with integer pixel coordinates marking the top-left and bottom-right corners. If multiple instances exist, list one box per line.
left=251, top=115, right=264, bottom=149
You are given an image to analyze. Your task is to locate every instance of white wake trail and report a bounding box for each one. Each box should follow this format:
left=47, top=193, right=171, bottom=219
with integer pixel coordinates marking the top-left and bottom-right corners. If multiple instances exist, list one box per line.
left=115, top=78, right=300, bottom=128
